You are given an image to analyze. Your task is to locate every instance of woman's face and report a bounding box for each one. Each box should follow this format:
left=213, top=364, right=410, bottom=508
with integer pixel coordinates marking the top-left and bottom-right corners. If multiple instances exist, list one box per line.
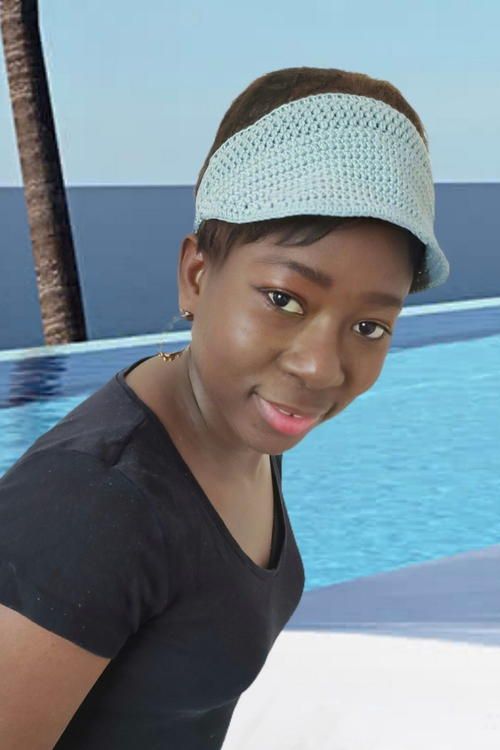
left=178, top=220, right=414, bottom=457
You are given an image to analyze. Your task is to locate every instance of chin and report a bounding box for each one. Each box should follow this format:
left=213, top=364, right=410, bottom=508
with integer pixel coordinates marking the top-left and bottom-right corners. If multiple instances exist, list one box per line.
left=254, top=424, right=315, bottom=455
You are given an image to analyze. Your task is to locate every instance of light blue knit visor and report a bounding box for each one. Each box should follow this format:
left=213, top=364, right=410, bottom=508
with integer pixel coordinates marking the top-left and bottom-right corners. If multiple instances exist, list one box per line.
left=194, top=93, right=450, bottom=291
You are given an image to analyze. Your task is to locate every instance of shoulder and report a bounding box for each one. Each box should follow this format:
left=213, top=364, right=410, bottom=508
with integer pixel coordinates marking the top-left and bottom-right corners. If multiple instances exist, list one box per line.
left=0, top=448, right=171, bottom=658
left=1, top=446, right=162, bottom=539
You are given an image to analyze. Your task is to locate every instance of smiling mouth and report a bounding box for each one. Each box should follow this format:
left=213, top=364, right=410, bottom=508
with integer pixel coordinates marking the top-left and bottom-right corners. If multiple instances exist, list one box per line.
left=264, top=399, right=325, bottom=419
left=253, top=394, right=324, bottom=437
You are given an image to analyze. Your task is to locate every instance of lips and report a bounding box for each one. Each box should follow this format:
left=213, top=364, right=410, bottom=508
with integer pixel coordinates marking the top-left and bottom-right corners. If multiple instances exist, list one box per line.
left=264, top=399, right=324, bottom=419
left=253, top=394, right=323, bottom=437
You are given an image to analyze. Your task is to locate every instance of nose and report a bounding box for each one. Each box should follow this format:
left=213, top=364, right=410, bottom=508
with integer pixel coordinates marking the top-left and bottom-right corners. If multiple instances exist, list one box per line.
left=279, top=330, right=347, bottom=390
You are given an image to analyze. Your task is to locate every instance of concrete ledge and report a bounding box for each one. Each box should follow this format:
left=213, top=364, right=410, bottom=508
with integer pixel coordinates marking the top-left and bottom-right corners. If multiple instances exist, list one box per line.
left=287, top=544, right=500, bottom=647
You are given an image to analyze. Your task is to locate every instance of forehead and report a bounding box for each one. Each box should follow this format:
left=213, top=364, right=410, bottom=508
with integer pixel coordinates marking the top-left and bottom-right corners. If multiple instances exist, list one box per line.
left=240, top=220, right=411, bottom=267
left=227, top=223, right=413, bottom=307
left=241, top=218, right=410, bottom=257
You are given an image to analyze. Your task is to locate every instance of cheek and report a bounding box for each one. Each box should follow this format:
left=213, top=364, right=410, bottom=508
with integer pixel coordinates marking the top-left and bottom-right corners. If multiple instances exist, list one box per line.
left=192, top=309, right=267, bottom=395
left=203, top=294, right=274, bottom=366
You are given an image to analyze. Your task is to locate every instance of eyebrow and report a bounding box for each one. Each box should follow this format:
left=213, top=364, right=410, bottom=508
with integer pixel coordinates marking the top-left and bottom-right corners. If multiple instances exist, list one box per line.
left=257, top=256, right=404, bottom=309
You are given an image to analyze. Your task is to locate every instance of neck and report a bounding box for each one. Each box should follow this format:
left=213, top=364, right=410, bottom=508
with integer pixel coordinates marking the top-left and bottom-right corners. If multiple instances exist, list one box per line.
left=158, top=348, right=268, bottom=483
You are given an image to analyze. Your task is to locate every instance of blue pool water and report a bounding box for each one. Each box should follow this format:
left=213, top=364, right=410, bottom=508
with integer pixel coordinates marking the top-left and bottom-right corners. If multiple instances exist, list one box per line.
left=1, top=305, right=499, bottom=593
left=288, top=333, right=499, bottom=589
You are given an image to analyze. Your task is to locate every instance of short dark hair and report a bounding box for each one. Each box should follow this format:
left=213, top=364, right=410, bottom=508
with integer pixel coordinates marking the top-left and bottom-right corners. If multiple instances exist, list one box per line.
left=194, top=66, right=429, bottom=293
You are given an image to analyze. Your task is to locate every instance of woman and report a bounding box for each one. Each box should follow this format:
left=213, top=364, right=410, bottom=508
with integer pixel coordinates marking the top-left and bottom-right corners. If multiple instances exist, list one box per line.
left=0, top=66, right=450, bottom=749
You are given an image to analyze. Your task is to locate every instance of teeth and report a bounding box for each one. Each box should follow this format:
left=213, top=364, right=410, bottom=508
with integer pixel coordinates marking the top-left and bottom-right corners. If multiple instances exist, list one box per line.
left=276, top=406, right=298, bottom=417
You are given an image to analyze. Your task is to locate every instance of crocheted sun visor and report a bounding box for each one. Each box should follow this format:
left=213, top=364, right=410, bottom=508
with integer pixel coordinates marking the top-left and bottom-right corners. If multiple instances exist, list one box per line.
left=194, top=93, right=450, bottom=291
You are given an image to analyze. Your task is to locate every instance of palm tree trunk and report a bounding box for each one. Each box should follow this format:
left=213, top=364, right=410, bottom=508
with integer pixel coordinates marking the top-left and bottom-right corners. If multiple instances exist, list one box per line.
left=1, top=0, right=87, bottom=345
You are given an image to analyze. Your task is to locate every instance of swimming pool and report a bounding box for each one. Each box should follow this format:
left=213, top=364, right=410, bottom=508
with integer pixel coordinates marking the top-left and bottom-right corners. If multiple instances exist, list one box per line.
left=1, top=299, right=499, bottom=593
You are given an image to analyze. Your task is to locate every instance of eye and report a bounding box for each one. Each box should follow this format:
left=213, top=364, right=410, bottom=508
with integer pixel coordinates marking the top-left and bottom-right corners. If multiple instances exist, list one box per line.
left=354, top=321, right=391, bottom=341
left=263, top=289, right=392, bottom=341
left=265, top=290, right=304, bottom=315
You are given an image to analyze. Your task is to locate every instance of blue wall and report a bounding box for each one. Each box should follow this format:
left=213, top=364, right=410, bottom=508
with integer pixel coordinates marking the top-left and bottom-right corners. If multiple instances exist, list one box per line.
left=1, top=183, right=499, bottom=352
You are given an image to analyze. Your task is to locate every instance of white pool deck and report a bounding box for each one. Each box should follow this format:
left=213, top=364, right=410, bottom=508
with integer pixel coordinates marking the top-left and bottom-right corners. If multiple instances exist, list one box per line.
left=223, top=630, right=500, bottom=750
left=224, top=544, right=500, bottom=750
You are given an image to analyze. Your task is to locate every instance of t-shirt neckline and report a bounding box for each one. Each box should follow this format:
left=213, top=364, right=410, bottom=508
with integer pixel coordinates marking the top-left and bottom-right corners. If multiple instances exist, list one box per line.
left=114, top=355, right=288, bottom=581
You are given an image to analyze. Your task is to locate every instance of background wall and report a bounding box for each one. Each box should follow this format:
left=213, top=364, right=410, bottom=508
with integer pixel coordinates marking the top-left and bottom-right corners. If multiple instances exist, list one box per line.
left=1, top=2, right=498, bottom=352
left=1, top=182, right=498, bottom=352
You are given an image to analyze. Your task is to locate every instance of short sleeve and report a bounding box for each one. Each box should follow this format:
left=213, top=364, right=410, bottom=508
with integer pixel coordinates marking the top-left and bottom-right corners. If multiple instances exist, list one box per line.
left=0, top=448, right=171, bottom=658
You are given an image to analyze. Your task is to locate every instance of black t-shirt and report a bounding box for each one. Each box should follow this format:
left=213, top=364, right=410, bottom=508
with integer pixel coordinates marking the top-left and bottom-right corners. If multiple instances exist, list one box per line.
left=0, top=355, right=305, bottom=749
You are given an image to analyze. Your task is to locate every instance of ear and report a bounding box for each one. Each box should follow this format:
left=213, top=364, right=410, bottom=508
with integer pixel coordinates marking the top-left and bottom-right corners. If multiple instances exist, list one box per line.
left=177, top=234, right=206, bottom=315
